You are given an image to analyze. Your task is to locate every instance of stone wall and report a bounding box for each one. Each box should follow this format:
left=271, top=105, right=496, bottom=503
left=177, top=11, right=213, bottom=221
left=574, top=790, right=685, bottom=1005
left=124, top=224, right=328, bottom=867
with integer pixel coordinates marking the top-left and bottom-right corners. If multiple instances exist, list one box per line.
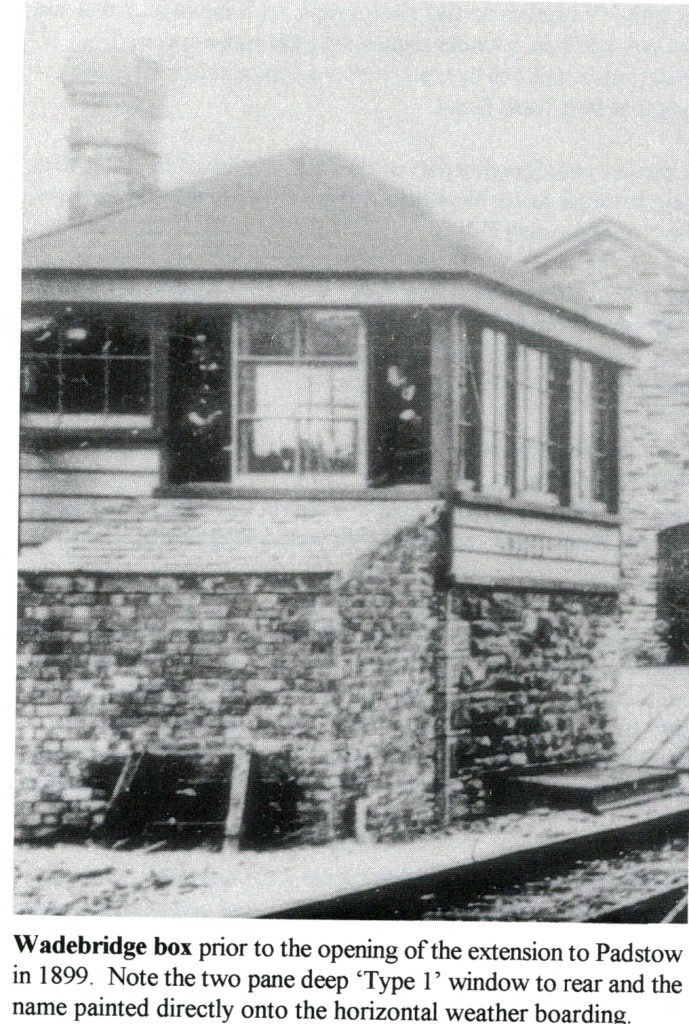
left=15, top=507, right=444, bottom=844
left=446, top=587, right=618, bottom=815
left=334, top=509, right=444, bottom=840
left=658, top=523, right=689, bottom=663
left=617, top=361, right=689, bottom=662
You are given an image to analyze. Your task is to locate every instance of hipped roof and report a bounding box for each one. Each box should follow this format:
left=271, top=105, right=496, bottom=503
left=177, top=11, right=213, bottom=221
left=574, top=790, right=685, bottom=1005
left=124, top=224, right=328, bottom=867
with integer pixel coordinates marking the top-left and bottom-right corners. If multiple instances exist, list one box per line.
left=23, top=147, right=647, bottom=347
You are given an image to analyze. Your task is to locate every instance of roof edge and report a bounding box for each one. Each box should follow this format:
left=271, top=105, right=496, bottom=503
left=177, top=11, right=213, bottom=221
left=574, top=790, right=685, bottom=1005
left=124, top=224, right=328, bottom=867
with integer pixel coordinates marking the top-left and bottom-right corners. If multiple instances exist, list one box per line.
left=21, top=265, right=653, bottom=349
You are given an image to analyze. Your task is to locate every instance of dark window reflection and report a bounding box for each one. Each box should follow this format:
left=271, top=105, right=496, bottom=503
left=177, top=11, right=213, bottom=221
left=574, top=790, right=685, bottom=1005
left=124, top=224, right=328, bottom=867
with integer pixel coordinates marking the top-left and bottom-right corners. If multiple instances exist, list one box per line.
left=20, top=307, right=153, bottom=417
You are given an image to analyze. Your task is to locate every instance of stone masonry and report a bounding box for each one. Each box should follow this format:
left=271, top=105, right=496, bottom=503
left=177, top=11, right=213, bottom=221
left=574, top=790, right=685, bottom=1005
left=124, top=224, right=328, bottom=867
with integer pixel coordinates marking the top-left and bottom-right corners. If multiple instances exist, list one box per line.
left=446, top=587, right=618, bottom=815
left=16, top=507, right=444, bottom=844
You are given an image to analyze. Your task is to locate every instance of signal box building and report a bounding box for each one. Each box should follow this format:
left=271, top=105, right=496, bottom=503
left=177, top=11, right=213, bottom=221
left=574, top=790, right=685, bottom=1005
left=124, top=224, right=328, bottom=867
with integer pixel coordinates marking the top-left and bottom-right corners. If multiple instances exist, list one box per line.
left=16, top=73, right=650, bottom=845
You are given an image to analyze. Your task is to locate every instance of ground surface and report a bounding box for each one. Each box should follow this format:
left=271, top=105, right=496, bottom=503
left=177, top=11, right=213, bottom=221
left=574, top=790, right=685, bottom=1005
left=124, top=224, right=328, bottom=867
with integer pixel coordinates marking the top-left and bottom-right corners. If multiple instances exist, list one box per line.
left=15, top=795, right=689, bottom=918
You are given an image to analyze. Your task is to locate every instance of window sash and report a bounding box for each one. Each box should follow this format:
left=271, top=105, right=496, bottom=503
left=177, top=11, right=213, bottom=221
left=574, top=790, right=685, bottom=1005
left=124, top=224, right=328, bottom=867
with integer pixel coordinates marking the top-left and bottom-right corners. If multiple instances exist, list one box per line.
left=570, top=357, right=617, bottom=512
left=515, top=345, right=558, bottom=504
left=478, top=327, right=511, bottom=497
left=231, top=310, right=366, bottom=486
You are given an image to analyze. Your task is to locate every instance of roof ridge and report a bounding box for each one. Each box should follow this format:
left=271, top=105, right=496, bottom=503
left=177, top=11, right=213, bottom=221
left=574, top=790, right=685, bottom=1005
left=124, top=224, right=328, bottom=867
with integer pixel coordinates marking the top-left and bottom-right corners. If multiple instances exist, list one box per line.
left=23, top=146, right=430, bottom=247
left=524, top=217, right=689, bottom=274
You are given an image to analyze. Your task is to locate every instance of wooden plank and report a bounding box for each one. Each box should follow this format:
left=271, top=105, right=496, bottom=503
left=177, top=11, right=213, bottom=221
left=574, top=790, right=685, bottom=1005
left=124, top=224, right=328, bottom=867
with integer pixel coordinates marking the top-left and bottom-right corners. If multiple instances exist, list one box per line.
left=98, top=752, right=145, bottom=837
left=620, top=710, right=685, bottom=764
left=223, top=749, right=252, bottom=851
left=454, top=551, right=620, bottom=588
left=21, top=449, right=160, bottom=473
left=22, top=412, right=151, bottom=431
left=19, top=520, right=66, bottom=546
left=454, top=506, right=619, bottom=545
left=20, top=471, right=157, bottom=497
left=454, top=528, right=619, bottom=566
left=646, top=710, right=689, bottom=767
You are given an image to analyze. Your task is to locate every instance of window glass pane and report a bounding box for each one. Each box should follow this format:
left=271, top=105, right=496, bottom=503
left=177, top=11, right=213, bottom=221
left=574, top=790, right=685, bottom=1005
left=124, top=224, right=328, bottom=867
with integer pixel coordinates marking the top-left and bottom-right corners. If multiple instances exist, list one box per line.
left=330, top=366, right=360, bottom=409
left=108, top=317, right=150, bottom=356
left=516, top=345, right=550, bottom=496
left=234, top=308, right=363, bottom=481
left=301, top=310, right=359, bottom=357
left=480, top=328, right=511, bottom=494
left=61, top=318, right=109, bottom=355
left=592, top=364, right=617, bottom=511
left=237, top=363, right=257, bottom=415
left=168, top=313, right=229, bottom=484
left=238, top=310, right=297, bottom=356
left=237, top=419, right=297, bottom=474
left=252, top=364, right=301, bottom=416
left=21, top=309, right=154, bottom=421
left=60, top=358, right=106, bottom=413
left=241, top=364, right=359, bottom=418
left=22, top=316, right=58, bottom=354
left=458, top=330, right=481, bottom=486
left=548, top=354, right=569, bottom=503
left=299, top=420, right=357, bottom=474
left=22, top=357, right=60, bottom=412
left=296, top=365, right=359, bottom=414
left=109, top=359, right=150, bottom=414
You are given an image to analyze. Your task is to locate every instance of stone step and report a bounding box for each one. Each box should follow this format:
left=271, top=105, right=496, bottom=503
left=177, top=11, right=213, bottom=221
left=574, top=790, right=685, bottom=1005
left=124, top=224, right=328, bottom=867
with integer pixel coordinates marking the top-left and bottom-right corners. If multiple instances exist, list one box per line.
left=505, top=762, right=681, bottom=813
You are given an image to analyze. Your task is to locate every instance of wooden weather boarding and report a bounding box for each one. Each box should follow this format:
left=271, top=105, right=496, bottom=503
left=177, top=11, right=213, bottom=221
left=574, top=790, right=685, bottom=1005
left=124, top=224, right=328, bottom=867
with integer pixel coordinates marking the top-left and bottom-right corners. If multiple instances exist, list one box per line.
left=93, top=749, right=303, bottom=850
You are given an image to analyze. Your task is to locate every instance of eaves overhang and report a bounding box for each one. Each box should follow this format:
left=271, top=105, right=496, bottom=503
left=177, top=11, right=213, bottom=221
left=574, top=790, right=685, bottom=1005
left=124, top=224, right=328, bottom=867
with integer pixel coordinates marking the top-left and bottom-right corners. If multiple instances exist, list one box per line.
left=22, top=267, right=648, bottom=367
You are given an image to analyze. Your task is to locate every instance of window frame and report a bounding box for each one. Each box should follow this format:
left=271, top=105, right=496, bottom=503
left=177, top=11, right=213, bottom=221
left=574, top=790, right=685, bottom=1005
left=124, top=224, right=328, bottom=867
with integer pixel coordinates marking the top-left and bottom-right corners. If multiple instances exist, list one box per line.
left=20, top=304, right=158, bottom=439
left=230, top=308, right=368, bottom=489
left=458, top=313, right=619, bottom=518
left=20, top=302, right=620, bottom=514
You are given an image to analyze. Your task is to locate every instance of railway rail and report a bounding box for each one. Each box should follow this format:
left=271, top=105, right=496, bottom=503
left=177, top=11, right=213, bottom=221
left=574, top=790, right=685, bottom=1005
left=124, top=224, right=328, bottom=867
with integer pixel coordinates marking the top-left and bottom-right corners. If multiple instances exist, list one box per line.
left=588, top=885, right=687, bottom=924
left=264, top=804, right=689, bottom=922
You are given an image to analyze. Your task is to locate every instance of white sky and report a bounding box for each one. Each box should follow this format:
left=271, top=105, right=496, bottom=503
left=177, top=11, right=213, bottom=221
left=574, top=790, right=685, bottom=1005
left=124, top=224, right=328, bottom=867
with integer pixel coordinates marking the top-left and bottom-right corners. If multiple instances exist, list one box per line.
left=21, top=0, right=689, bottom=259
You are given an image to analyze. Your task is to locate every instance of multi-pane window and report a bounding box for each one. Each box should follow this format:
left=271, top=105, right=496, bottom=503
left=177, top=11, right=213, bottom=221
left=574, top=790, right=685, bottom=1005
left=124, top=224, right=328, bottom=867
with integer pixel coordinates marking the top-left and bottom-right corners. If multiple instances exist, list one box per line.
left=21, top=307, right=153, bottom=426
left=461, top=320, right=617, bottom=513
left=233, top=309, right=365, bottom=484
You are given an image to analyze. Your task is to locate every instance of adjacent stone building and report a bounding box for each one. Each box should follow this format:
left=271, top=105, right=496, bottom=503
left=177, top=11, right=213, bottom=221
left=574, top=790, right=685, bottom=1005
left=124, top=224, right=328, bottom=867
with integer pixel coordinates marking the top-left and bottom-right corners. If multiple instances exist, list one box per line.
left=525, top=220, right=689, bottom=663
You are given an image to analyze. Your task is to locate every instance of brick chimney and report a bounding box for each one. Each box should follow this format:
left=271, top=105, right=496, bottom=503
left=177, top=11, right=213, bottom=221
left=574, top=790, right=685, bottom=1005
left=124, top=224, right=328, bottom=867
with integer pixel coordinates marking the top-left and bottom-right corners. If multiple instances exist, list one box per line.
left=63, top=53, right=163, bottom=222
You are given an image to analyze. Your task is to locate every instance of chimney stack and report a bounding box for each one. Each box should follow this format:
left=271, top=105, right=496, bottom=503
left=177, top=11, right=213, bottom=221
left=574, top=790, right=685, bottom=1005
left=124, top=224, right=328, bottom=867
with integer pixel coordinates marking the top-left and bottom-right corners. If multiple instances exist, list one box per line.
left=63, top=52, right=163, bottom=222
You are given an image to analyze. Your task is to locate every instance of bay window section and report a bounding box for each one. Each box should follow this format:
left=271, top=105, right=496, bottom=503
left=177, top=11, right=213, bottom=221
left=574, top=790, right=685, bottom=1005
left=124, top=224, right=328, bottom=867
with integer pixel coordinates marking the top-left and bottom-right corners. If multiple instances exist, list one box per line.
left=459, top=317, right=617, bottom=515
left=233, top=310, right=365, bottom=485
